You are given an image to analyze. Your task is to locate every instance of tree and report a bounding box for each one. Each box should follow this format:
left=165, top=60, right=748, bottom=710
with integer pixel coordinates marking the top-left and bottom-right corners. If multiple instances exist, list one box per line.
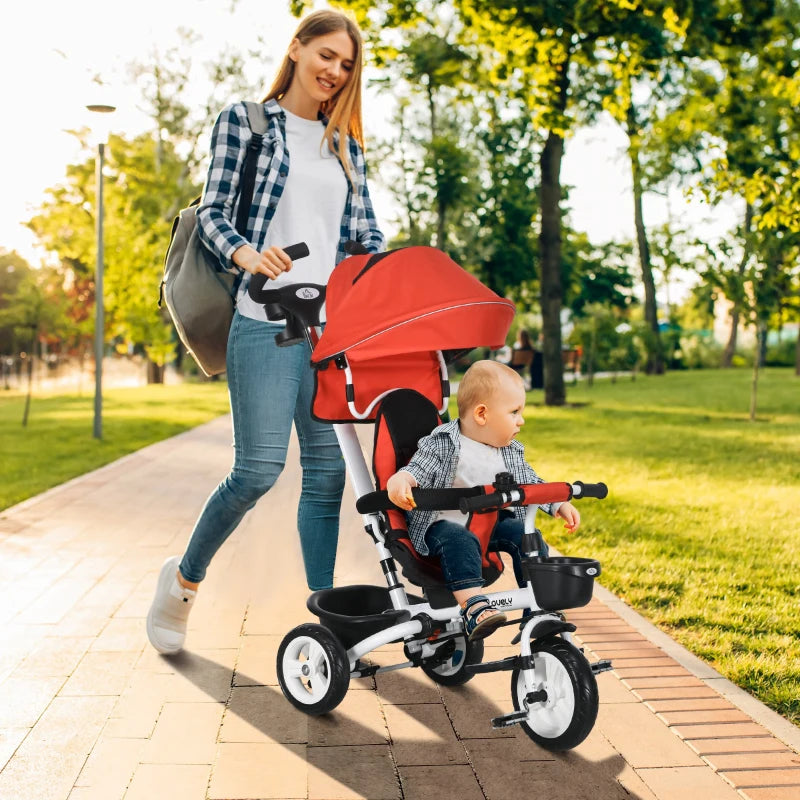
left=26, top=41, right=264, bottom=382
left=0, top=271, right=67, bottom=424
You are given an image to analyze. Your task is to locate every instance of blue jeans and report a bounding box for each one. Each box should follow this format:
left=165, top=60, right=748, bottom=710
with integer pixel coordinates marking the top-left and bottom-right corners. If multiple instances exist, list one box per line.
left=424, top=512, right=549, bottom=592
left=179, top=312, right=346, bottom=590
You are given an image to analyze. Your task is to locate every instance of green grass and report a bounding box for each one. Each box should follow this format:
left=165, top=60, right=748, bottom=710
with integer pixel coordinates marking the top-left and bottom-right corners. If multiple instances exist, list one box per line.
left=0, top=383, right=230, bottom=511
left=517, top=368, right=800, bottom=727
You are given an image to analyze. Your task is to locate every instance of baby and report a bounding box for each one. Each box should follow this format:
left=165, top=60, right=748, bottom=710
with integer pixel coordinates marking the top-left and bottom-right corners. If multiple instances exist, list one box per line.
left=387, top=359, right=580, bottom=640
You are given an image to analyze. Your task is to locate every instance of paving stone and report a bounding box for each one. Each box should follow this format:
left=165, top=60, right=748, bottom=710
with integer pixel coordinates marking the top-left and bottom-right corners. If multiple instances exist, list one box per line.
left=0, top=675, right=64, bottom=727
left=596, top=704, right=702, bottom=768
left=703, top=750, right=800, bottom=771
left=672, top=722, right=774, bottom=740
left=0, top=696, right=116, bottom=800
left=382, top=702, right=467, bottom=766
left=718, top=768, right=800, bottom=788
left=657, top=708, right=754, bottom=726
left=0, top=727, right=28, bottom=771
left=373, top=664, right=443, bottom=704
left=142, top=701, right=224, bottom=764
left=62, top=650, right=141, bottom=698
left=645, top=697, right=736, bottom=713
left=741, top=789, right=800, bottom=800
left=309, top=688, right=389, bottom=746
left=234, top=634, right=282, bottom=686
left=212, top=741, right=308, bottom=798
left=11, top=636, right=93, bottom=679
left=307, top=744, right=399, bottom=799
left=125, top=763, right=211, bottom=800
left=398, top=764, right=484, bottom=800
left=220, top=685, right=308, bottom=744
left=72, top=736, right=145, bottom=800
left=684, top=737, right=787, bottom=755
left=634, top=686, right=721, bottom=701
left=637, top=765, right=743, bottom=799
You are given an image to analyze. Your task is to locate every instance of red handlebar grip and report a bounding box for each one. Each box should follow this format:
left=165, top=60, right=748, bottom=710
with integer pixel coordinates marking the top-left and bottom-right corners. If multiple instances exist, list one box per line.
left=521, top=482, right=573, bottom=505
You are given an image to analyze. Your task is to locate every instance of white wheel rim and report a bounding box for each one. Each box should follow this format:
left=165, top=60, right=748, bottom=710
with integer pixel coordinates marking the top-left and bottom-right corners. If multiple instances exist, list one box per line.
left=281, top=635, right=332, bottom=705
left=517, top=651, right=575, bottom=738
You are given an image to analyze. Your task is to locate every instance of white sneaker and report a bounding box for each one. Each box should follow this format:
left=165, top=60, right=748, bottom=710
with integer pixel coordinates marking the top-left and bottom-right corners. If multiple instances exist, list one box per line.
left=146, top=556, right=196, bottom=654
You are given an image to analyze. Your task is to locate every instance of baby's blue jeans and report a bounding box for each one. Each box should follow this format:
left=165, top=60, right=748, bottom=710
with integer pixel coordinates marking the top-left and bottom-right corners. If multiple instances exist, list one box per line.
left=424, top=513, right=549, bottom=591
left=179, top=312, right=345, bottom=590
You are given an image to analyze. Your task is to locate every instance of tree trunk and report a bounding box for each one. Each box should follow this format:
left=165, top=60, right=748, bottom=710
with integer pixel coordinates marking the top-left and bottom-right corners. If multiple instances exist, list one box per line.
left=722, top=202, right=753, bottom=367
left=795, top=324, right=800, bottom=376
left=147, top=360, right=165, bottom=384
left=539, top=128, right=566, bottom=406
left=749, top=321, right=765, bottom=421
left=22, top=329, right=36, bottom=427
left=627, top=102, right=663, bottom=375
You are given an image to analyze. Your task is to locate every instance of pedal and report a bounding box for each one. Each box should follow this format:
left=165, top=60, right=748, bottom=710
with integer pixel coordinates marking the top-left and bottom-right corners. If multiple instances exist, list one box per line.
left=590, top=659, right=613, bottom=675
left=491, top=710, right=529, bottom=729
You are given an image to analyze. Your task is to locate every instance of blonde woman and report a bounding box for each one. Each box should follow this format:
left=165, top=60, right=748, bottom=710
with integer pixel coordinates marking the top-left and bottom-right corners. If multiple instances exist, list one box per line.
left=147, top=9, right=384, bottom=654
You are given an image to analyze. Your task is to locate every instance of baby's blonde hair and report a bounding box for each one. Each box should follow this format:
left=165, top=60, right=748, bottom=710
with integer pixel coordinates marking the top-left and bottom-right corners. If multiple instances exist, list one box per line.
left=456, top=360, right=524, bottom=419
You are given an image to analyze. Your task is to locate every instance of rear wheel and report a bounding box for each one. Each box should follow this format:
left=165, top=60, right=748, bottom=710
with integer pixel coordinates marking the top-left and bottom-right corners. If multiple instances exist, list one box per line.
left=277, top=623, right=350, bottom=716
left=420, top=634, right=484, bottom=686
left=511, top=638, right=598, bottom=751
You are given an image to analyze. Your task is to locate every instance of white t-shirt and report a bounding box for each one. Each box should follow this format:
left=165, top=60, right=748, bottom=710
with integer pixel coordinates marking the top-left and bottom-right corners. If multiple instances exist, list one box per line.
left=436, top=435, right=508, bottom=527
left=237, top=107, right=348, bottom=323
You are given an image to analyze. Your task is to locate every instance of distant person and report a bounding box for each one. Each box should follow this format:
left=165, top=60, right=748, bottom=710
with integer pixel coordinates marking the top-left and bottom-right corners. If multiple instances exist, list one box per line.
left=146, top=8, right=384, bottom=655
left=386, top=360, right=580, bottom=640
left=508, top=328, right=535, bottom=388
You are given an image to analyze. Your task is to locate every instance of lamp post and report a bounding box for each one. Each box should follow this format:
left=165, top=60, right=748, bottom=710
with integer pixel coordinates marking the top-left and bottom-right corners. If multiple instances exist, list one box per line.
left=87, top=103, right=115, bottom=440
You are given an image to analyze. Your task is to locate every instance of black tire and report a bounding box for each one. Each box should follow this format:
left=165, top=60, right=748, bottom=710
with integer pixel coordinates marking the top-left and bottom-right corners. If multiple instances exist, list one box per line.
left=511, top=637, right=598, bottom=751
left=420, top=634, right=484, bottom=686
left=276, top=623, right=350, bottom=716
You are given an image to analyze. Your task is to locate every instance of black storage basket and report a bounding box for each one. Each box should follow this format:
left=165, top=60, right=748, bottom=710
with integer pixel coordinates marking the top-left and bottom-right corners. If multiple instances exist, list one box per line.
left=521, top=556, right=601, bottom=611
left=307, top=584, right=411, bottom=649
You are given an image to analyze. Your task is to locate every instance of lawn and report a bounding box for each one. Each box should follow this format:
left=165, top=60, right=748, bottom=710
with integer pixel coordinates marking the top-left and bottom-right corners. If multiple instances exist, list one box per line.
left=0, top=382, right=230, bottom=511
left=519, top=368, right=800, bottom=727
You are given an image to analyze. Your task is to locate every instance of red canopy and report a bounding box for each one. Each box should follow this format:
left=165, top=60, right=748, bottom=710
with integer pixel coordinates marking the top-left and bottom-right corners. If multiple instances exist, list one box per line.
left=312, top=247, right=515, bottom=364
left=311, top=247, right=515, bottom=422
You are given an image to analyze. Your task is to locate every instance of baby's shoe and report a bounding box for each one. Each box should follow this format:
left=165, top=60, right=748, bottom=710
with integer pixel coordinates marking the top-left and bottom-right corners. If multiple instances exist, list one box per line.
left=146, top=556, right=196, bottom=654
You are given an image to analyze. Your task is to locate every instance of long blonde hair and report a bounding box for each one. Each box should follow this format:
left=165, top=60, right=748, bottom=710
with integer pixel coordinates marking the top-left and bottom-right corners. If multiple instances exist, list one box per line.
left=262, top=9, right=364, bottom=185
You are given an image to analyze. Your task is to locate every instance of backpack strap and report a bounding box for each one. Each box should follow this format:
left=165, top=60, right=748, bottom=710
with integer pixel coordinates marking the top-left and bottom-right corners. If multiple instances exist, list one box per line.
left=227, top=101, right=269, bottom=298
left=234, top=101, right=268, bottom=235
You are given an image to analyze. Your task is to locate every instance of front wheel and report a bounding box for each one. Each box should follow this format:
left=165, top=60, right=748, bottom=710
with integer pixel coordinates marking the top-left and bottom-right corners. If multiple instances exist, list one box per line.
left=511, top=637, right=598, bottom=751
left=420, top=634, right=484, bottom=686
left=277, top=623, right=350, bottom=716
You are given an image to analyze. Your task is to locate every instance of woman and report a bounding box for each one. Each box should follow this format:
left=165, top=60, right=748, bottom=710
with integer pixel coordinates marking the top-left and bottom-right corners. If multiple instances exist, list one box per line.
left=147, top=9, right=384, bottom=655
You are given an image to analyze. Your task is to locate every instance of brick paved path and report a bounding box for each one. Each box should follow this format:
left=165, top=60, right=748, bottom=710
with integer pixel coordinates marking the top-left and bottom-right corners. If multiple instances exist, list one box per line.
left=0, top=415, right=797, bottom=800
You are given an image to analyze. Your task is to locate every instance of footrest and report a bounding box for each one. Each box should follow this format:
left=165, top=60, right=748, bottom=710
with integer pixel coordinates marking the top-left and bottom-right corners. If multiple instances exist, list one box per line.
left=491, top=710, right=529, bottom=729
left=590, top=659, right=613, bottom=675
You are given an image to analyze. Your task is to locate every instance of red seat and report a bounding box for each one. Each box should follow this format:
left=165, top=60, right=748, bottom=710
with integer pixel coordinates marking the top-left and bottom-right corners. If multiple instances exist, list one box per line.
left=371, top=389, right=504, bottom=594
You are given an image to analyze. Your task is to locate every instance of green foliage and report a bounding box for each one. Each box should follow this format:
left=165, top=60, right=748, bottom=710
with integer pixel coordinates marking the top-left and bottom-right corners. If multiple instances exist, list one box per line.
left=0, top=250, right=34, bottom=353
left=523, top=368, right=800, bottom=724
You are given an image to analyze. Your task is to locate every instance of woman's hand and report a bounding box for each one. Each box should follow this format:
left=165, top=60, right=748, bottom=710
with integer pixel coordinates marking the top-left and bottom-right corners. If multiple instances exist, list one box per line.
left=386, top=471, right=418, bottom=511
left=233, top=244, right=293, bottom=279
left=556, top=501, right=581, bottom=533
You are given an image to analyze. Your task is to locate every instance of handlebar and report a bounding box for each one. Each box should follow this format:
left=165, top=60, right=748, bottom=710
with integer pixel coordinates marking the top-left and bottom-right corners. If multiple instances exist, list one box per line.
left=355, top=480, right=608, bottom=515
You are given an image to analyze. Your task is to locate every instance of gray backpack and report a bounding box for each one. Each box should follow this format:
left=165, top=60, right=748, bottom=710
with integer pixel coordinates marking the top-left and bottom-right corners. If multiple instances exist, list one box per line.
left=159, top=102, right=268, bottom=376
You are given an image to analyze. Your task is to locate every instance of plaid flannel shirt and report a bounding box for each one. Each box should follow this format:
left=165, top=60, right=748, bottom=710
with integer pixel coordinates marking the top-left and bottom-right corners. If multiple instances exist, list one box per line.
left=197, top=99, right=385, bottom=273
left=400, top=420, right=558, bottom=556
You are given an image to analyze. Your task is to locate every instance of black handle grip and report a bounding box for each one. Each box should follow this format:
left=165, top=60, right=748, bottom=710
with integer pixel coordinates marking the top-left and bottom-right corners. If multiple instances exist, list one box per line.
left=283, top=241, right=310, bottom=261
left=356, top=487, right=482, bottom=515
left=248, top=242, right=310, bottom=300
left=458, top=491, right=503, bottom=514
left=571, top=481, right=608, bottom=499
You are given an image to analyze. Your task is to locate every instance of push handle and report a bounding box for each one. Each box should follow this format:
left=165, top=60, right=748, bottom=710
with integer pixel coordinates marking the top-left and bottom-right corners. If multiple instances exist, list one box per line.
left=571, top=481, right=608, bottom=499
left=248, top=242, right=310, bottom=300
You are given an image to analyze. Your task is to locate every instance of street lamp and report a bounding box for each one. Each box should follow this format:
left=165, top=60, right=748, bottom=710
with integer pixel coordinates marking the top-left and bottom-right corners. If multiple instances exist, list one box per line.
left=87, top=103, right=115, bottom=440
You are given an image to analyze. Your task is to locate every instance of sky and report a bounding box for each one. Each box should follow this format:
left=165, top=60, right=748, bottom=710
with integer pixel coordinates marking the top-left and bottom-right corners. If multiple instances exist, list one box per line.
left=1, top=0, right=740, bottom=301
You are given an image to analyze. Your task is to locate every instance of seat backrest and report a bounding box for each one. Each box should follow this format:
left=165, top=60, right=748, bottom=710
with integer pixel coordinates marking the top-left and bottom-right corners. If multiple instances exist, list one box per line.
left=371, top=388, right=504, bottom=591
